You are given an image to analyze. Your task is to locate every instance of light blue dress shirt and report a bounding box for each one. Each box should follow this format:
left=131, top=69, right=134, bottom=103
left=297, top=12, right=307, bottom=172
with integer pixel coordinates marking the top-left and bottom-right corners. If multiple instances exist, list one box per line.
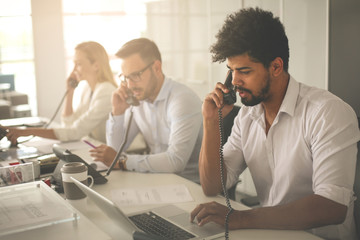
left=106, top=76, right=202, bottom=183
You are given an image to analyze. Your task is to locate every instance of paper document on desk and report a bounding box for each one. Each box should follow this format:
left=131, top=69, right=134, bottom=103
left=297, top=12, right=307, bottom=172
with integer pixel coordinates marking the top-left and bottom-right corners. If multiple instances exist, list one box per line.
left=58, top=140, right=90, bottom=150
left=21, top=136, right=60, bottom=154
left=111, top=184, right=193, bottom=206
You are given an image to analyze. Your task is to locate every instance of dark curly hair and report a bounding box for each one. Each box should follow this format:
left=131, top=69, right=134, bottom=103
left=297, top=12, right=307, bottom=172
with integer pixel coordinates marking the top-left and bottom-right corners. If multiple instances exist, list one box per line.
left=210, top=7, right=289, bottom=72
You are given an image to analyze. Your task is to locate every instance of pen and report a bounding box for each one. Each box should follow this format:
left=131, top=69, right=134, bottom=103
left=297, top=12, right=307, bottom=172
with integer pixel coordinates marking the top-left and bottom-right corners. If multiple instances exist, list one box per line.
left=83, top=140, right=97, bottom=149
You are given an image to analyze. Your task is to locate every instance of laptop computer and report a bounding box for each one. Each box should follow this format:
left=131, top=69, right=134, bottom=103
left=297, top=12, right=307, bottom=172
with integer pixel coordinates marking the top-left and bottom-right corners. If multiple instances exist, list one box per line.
left=70, top=177, right=225, bottom=240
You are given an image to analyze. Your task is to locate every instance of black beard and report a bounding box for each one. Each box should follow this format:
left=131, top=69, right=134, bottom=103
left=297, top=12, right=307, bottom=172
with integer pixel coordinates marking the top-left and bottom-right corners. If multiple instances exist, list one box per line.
left=238, top=77, right=271, bottom=107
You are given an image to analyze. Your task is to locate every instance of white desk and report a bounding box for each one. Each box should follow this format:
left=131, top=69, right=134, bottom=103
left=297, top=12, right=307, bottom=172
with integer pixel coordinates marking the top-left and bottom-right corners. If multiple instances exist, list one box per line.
left=77, top=171, right=322, bottom=240
left=0, top=162, right=322, bottom=240
left=0, top=116, right=48, bottom=128
left=0, top=130, right=323, bottom=239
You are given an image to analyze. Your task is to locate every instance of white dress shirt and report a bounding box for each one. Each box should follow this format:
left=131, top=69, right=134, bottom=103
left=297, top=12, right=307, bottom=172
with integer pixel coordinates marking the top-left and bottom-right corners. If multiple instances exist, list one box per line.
left=224, top=76, right=360, bottom=240
left=54, top=81, right=116, bottom=143
left=106, top=77, right=202, bottom=183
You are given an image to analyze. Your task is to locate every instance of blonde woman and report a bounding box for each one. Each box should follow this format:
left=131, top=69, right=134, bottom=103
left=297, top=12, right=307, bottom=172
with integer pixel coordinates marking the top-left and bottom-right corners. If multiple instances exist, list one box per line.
left=4, top=41, right=117, bottom=143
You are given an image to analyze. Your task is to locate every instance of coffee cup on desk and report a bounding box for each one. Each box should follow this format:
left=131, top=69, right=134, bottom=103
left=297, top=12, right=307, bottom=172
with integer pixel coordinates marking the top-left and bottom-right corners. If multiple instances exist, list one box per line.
left=61, top=162, right=93, bottom=212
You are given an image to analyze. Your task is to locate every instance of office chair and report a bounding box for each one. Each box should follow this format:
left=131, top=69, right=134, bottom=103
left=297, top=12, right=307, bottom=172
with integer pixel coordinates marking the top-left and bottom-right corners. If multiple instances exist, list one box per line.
left=221, top=105, right=240, bottom=200
left=222, top=105, right=240, bottom=145
left=221, top=105, right=258, bottom=207
left=354, top=117, right=360, bottom=238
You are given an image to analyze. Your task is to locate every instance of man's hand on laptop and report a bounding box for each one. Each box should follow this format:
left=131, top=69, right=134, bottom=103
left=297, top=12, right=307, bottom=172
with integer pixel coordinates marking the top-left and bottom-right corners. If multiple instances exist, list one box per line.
left=190, top=201, right=240, bottom=229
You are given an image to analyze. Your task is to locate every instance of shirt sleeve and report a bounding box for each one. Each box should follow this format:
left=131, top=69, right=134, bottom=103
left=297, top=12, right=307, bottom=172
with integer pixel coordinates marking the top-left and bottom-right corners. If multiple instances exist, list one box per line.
left=54, top=83, right=115, bottom=142
left=125, top=90, right=202, bottom=173
left=310, top=98, right=360, bottom=206
left=61, top=84, right=89, bottom=126
left=106, top=109, right=140, bottom=151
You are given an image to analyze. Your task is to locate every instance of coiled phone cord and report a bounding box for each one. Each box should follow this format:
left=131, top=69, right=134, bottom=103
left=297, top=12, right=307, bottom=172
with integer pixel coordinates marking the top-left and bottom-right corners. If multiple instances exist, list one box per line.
left=218, top=107, right=234, bottom=240
left=43, top=90, right=68, bottom=129
left=16, top=90, right=68, bottom=144
left=45, top=79, right=78, bottom=129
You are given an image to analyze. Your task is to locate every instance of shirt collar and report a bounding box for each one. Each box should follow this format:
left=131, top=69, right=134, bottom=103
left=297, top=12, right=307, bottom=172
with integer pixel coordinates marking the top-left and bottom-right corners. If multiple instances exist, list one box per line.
left=278, top=75, right=299, bottom=117
left=248, top=75, right=299, bottom=119
left=145, top=76, right=169, bottom=104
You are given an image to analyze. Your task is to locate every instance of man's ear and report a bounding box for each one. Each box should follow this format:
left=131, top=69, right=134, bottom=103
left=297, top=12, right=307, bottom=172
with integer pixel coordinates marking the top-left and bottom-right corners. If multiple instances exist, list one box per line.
left=270, top=57, right=283, bottom=77
left=153, top=59, right=162, bottom=74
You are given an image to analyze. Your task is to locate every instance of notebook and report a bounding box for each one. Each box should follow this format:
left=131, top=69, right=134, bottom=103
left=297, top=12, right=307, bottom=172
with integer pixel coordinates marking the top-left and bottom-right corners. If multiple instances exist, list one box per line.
left=71, top=177, right=225, bottom=240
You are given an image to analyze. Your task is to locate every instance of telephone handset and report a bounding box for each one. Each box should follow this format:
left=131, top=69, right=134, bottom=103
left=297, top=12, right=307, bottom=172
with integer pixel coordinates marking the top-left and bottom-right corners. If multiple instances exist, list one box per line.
left=0, top=128, right=8, bottom=141
left=69, top=77, right=78, bottom=89
left=223, top=71, right=236, bottom=105
left=44, top=76, right=78, bottom=129
left=125, top=89, right=140, bottom=106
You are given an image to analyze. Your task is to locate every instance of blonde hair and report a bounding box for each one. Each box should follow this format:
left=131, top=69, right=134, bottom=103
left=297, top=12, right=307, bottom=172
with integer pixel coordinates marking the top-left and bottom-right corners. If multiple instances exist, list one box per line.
left=75, top=41, right=117, bottom=87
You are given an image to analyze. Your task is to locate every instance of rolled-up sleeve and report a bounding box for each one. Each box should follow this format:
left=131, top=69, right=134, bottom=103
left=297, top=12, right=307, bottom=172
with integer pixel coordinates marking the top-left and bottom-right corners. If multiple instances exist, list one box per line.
left=311, top=99, right=360, bottom=206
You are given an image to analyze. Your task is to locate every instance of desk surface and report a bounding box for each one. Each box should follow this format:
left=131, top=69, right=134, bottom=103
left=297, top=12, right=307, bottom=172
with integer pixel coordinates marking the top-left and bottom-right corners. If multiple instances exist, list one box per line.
left=80, top=171, right=322, bottom=240
left=0, top=127, right=322, bottom=240
left=0, top=116, right=48, bottom=128
left=0, top=164, right=322, bottom=240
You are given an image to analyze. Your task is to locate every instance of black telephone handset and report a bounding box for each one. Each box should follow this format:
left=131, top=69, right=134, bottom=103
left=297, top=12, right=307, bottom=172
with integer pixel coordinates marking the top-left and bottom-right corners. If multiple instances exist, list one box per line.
left=69, top=77, right=78, bottom=89
left=125, top=89, right=140, bottom=106
left=223, top=71, right=236, bottom=105
left=0, top=128, right=8, bottom=141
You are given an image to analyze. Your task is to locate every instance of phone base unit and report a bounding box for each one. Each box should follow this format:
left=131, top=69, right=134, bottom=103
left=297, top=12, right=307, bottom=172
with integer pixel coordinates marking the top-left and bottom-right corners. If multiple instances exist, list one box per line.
left=51, top=144, right=107, bottom=193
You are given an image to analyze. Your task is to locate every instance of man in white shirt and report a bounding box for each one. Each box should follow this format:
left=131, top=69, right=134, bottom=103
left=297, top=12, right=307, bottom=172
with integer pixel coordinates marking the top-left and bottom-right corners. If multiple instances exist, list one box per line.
left=90, top=38, right=202, bottom=183
left=190, top=8, right=360, bottom=239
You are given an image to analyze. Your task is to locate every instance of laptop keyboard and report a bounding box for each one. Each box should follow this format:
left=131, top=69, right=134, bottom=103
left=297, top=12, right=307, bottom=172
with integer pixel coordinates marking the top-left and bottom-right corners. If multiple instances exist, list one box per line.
left=129, top=211, right=195, bottom=240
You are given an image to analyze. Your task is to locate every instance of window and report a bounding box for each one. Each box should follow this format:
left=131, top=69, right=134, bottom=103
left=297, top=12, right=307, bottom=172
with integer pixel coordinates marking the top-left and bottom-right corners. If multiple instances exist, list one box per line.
left=0, top=0, right=36, bottom=115
left=62, top=0, right=149, bottom=79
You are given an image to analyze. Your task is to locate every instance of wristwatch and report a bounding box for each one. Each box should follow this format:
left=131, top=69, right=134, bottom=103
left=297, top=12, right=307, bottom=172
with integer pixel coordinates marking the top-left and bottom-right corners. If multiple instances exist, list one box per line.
left=118, top=154, right=127, bottom=170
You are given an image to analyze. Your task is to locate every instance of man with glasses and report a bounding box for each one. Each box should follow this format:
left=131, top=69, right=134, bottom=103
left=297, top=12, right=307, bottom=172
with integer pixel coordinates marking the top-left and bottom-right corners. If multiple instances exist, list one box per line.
left=90, top=38, right=202, bottom=183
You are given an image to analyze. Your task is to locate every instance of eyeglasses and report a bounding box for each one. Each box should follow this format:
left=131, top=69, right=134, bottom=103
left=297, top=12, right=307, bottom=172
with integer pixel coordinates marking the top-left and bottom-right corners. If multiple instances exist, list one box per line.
left=118, top=61, right=154, bottom=83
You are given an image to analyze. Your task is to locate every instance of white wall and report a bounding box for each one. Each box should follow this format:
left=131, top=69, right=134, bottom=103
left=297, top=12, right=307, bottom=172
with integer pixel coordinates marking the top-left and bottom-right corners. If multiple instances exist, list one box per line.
left=31, top=0, right=66, bottom=123
left=31, top=0, right=329, bottom=125
left=284, top=0, right=328, bottom=90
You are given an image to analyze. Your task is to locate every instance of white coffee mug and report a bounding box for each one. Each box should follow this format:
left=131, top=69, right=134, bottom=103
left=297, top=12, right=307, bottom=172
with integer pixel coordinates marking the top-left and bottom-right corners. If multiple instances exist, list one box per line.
left=61, top=162, right=94, bottom=200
